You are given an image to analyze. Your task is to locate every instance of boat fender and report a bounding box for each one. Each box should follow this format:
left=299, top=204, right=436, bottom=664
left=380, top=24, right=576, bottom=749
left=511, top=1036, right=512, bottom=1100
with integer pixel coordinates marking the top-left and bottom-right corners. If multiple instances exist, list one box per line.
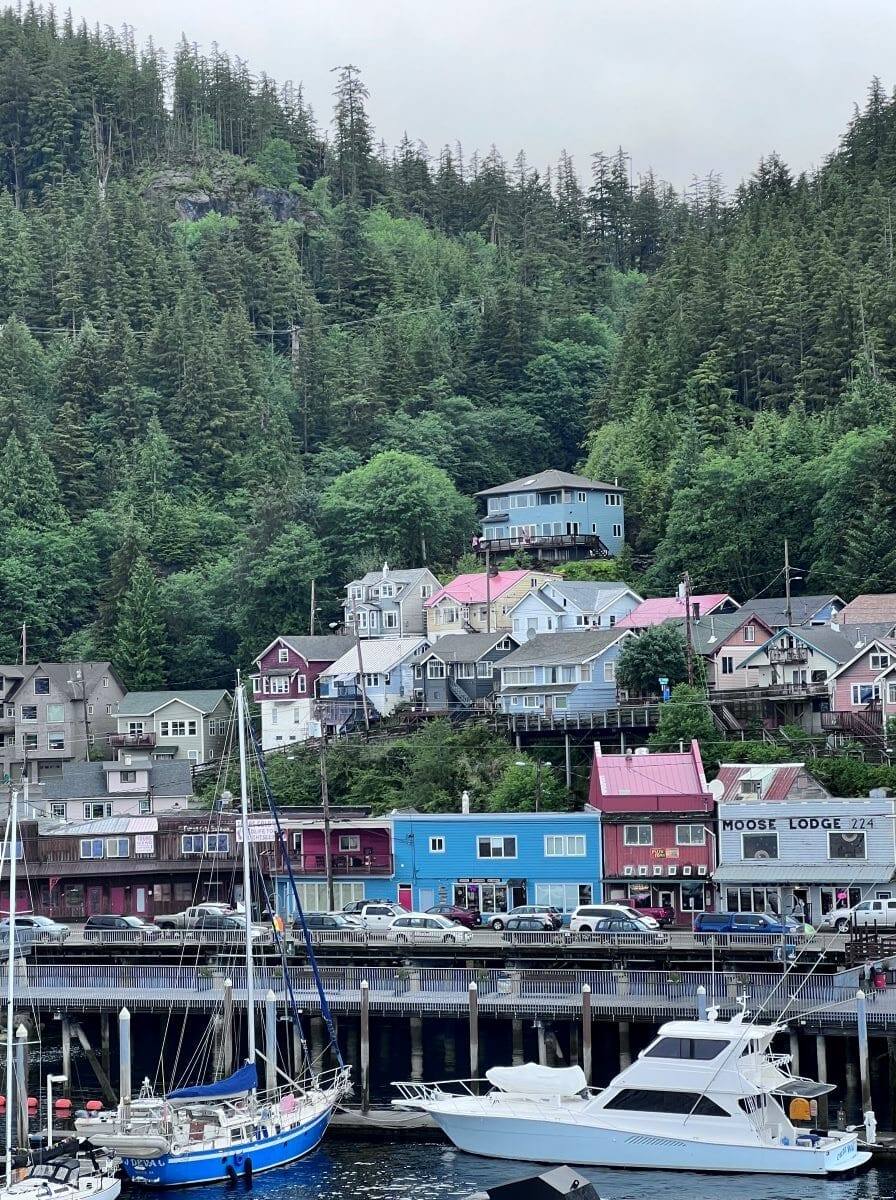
left=225, top=1165, right=238, bottom=1185
left=244, top=1158, right=253, bottom=1185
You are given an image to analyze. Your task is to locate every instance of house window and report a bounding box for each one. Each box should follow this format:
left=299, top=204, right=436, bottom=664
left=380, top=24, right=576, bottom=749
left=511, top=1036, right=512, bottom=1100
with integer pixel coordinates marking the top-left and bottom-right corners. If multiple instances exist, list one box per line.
left=603, top=661, right=616, bottom=682
left=420, top=585, right=432, bottom=599
left=106, top=838, right=130, bottom=858
left=605, top=493, right=621, bottom=506
left=182, top=833, right=230, bottom=854
left=21, top=734, right=37, bottom=750
left=48, top=733, right=65, bottom=751
left=442, top=607, right=459, bottom=625
left=429, top=837, right=445, bottom=853
left=84, top=803, right=112, bottom=820
left=742, top=832, right=778, bottom=859
left=676, top=824, right=706, bottom=845
left=105, top=705, right=113, bottom=715
left=456, top=663, right=475, bottom=679
left=851, top=684, right=881, bottom=706
left=871, top=653, right=891, bottom=671
left=291, top=832, right=303, bottom=853
left=477, top=662, right=493, bottom=679
left=269, top=677, right=290, bottom=695
left=50, top=802, right=66, bottom=820
left=348, top=586, right=362, bottom=600
left=623, top=825, right=652, bottom=846
left=102, top=677, right=109, bottom=687
left=503, top=668, right=536, bottom=686
left=46, top=704, right=65, bottom=723
left=544, top=835, right=586, bottom=856
left=536, top=882, right=592, bottom=910
left=338, top=835, right=360, bottom=852
left=829, top=831, right=866, bottom=860
left=362, top=673, right=381, bottom=688
left=477, top=836, right=517, bottom=859
left=296, top=675, right=307, bottom=693
left=612, top=523, right=622, bottom=538
left=86, top=705, right=94, bottom=716
left=120, top=770, right=137, bottom=783
left=743, top=626, right=756, bottom=643
left=21, top=706, right=37, bottom=722
left=384, top=612, right=398, bottom=630
left=523, top=695, right=542, bottom=708
left=34, top=678, right=50, bottom=695
left=278, top=648, right=289, bottom=663
left=427, top=661, right=446, bottom=678
left=553, top=695, right=568, bottom=711
left=577, top=491, right=587, bottom=503
left=160, top=720, right=197, bottom=737
left=721, top=656, right=734, bottom=675
left=357, top=611, right=368, bottom=630
left=380, top=583, right=395, bottom=598
left=138, top=797, right=152, bottom=815
left=128, top=722, right=144, bottom=735
left=80, top=839, right=104, bottom=859
left=889, top=683, right=896, bottom=705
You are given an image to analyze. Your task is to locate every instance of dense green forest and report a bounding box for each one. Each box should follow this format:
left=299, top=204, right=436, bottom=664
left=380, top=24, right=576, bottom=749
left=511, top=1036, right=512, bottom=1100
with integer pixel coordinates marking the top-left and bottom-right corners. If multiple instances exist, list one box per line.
left=1, top=7, right=896, bottom=690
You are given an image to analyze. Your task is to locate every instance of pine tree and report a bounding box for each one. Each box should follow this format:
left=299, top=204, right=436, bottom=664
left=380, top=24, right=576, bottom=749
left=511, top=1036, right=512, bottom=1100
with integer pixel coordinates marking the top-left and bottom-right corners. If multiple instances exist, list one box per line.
left=112, top=556, right=167, bottom=688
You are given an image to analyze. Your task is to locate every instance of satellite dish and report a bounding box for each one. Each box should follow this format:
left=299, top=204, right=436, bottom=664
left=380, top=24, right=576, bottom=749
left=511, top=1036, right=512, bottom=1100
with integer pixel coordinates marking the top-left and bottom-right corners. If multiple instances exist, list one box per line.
left=708, top=779, right=725, bottom=802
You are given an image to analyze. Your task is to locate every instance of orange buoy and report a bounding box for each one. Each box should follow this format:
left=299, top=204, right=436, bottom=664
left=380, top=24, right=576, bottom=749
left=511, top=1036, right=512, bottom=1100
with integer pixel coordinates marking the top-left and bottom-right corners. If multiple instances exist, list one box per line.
left=85, top=1100, right=103, bottom=1112
left=54, top=1098, right=72, bottom=1111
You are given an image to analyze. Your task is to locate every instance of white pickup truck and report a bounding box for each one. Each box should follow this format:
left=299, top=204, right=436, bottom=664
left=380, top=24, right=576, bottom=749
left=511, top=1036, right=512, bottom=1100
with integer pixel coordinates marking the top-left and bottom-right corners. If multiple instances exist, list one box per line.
left=154, top=903, right=234, bottom=930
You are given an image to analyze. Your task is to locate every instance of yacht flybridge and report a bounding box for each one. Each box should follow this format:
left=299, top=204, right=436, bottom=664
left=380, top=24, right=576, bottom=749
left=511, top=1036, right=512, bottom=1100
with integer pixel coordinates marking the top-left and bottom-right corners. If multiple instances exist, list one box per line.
left=393, top=1011, right=870, bottom=1176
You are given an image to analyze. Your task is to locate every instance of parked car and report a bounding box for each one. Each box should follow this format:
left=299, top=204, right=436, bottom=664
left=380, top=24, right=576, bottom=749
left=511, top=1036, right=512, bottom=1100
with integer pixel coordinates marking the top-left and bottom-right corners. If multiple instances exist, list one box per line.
left=351, top=902, right=409, bottom=929
left=588, top=916, right=669, bottom=945
left=425, top=904, right=481, bottom=928
left=488, top=906, right=563, bottom=931
left=500, top=915, right=558, bottom=940
left=818, top=899, right=896, bottom=933
left=188, top=912, right=266, bottom=941
left=300, top=913, right=362, bottom=931
left=624, top=897, right=676, bottom=927
left=84, top=915, right=161, bottom=942
left=342, top=899, right=390, bottom=914
left=694, top=912, right=803, bottom=938
left=0, top=915, right=69, bottom=944
left=570, top=904, right=660, bottom=933
left=386, top=914, right=472, bottom=945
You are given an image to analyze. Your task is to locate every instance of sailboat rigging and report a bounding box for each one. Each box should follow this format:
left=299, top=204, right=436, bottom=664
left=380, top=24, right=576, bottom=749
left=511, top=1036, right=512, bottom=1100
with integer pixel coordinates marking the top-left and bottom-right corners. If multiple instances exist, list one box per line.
left=80, top=675, right=350, bottom=1187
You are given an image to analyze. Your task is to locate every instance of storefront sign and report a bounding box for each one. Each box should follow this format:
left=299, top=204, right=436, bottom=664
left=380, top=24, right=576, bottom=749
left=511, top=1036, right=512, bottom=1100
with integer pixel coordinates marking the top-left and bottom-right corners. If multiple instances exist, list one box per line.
left=456, top=877, right=503, bottom=884
left=722, top=815, right=874, bottom=831
left=650, top=847, right=680, bottom=858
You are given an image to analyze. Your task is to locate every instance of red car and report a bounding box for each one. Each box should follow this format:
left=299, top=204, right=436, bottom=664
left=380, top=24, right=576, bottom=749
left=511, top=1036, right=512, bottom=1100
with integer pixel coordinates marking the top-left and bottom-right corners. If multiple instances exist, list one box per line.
left=425, top=904, right=481, bottom=929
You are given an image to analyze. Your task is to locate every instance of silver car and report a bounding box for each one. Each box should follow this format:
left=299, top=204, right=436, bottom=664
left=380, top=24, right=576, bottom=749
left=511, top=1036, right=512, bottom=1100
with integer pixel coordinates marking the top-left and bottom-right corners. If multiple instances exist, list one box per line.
left=386, top=914, right=472, bottom=945
left=0, top=915, right=69, bottom=944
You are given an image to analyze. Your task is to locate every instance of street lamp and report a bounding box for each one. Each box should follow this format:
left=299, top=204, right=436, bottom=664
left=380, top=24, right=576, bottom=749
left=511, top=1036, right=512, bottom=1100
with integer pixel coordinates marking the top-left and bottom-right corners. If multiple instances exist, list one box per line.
left=45, top=1074, right=67, bottom=1147
left=515, top=760, right=552, bottom=813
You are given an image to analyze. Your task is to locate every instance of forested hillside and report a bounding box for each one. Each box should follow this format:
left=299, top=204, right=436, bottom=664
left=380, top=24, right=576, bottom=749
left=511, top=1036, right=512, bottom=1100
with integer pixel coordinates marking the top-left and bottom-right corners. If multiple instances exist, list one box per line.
left=1, top=8, right=894, bottom=688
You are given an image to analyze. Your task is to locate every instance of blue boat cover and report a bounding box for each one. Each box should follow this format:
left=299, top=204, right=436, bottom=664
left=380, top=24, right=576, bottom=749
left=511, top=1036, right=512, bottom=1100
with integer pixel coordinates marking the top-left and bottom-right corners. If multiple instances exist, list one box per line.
left=168, top=1062, right=257, bottom=1101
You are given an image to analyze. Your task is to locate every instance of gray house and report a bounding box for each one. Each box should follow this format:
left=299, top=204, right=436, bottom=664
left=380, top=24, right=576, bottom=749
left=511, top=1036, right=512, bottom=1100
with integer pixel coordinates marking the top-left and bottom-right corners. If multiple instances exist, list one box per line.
left=29, top=759, right=195, bottom=822
left=412, top=633, right=520, bottom=712
left=0, top=662, right=126, bottom=784
left=496, top=630, right=633, bottom=717
left=343, top=564, right=441, bottom=639
left=114, top=691, right=232, bottom=764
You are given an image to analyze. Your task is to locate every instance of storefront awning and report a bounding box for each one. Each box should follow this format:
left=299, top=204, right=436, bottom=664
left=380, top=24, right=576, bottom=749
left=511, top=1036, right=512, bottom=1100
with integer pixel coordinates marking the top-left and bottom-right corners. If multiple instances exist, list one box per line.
left=713, top=862, right=892, bottom=885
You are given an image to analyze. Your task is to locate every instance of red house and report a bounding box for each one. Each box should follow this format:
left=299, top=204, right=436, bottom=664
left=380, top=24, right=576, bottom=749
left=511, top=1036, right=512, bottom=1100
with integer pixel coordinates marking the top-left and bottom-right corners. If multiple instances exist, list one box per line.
left=251, top=635, right=355, bottom=751
left=588, top=740, right=714, bottom=923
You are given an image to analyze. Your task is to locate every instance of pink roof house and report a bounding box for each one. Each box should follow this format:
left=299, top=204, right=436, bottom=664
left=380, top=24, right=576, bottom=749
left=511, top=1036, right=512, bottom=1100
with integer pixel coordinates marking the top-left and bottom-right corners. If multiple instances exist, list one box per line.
left=617, top=592, right=739, bottom=630
left=425, top=569, right=560, bottom=637
left=588, top=741, right=714, bottom=922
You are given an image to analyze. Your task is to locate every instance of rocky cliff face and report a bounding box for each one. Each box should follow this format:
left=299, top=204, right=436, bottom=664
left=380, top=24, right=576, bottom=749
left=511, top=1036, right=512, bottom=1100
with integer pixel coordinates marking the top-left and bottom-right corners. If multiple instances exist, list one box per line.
left=144, top=167, right=318, bottom=224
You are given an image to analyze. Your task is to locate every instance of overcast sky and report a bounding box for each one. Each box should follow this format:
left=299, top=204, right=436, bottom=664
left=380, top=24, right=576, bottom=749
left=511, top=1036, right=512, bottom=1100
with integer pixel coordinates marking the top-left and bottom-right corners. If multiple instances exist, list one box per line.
left=70, top=0, right=896, bottom=194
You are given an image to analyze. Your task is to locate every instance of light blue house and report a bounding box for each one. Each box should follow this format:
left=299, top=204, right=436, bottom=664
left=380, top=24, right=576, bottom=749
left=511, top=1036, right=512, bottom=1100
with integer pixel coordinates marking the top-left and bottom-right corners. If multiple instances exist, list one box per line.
left=496, top=630, right=632, bottom=716
left=509, top=580, right=642, bottom=639
left=390, top=811, right=602, bottom=919
left=318, top=637, right=429, bottom=733
left=475, top=470, right=625, bottom=564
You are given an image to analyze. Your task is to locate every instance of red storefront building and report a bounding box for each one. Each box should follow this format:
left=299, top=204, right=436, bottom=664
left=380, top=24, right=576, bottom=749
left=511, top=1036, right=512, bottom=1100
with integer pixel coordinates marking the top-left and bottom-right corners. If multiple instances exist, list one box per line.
left=588, top=740, right=715, bottom=923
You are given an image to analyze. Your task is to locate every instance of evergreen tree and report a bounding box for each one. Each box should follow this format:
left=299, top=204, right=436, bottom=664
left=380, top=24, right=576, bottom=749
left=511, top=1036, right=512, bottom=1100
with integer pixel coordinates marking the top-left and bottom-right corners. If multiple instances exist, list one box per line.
left=112, top=556, right=167, bottom=689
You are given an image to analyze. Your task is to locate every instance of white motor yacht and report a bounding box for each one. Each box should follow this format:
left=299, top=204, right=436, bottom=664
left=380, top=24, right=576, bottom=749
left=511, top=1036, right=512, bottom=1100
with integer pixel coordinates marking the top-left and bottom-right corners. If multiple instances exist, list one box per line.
left=393, top=1010, right=870, bottom=1176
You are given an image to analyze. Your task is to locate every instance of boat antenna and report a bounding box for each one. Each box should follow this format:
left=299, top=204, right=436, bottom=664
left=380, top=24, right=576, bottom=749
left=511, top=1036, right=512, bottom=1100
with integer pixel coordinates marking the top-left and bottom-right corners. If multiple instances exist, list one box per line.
left=236, top=674, right=257, bottom=1100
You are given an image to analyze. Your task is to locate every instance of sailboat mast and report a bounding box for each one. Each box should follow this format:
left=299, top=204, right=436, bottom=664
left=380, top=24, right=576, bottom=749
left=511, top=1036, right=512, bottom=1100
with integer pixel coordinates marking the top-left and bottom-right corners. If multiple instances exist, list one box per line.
left=4, top=784, right=19, bottom=1183
left=236, top=676, right=256, bottom=1072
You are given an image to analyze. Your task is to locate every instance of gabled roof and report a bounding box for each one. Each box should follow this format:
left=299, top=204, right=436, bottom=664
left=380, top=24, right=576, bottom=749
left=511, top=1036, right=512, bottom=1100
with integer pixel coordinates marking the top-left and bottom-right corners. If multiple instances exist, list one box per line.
left=713, top=763, right=831, bottom=804
left=253, top=635, right=355, bottom=666
left=426, top=570, right=552, bottom=607
left=40, top=760, right=194, bottom=801
left=476, top=470, right=623, bottom=497
left=743, top=595, right=844, bottom=628
left=667, top=611, right=774, bottom=656
left=497, top=630, right=629, bottom=669
left=838, top=594, right=896, bottom=625
left=617, top=593, right=738, bottom=629
left=322, top=638, right=430, bottom=677
left=0, top=662, right=122, bottom=696
left=828, top=638, right=896, bottom=682
left=542, top=581, right=640, bottom=612
left=590, top=741, right=711, bottom=804
left=740, top=626, right=859, bottom=668
left=116, top=690, right=230, bottom=717
left=416, top=633, right=519, bottom=664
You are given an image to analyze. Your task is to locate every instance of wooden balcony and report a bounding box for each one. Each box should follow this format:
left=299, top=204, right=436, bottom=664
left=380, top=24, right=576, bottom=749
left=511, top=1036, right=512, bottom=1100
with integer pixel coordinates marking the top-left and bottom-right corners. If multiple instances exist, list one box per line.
left=111, top=733, right=157, bottom=750
left=768, top=645, right=809, bottom=665
left=288, top=851, right=393, bottom=876
left=476, top=533, right=610, bottom=558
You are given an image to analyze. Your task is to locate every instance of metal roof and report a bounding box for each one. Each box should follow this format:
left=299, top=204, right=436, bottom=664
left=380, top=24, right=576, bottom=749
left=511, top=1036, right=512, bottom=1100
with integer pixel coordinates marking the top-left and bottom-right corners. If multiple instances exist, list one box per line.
left=426, top=570, right=543, bottom=606
left=712, top=764, right=828, bottom=803
left=617, top=594, right=737, bottom=629
left=838, top=594, right=896, bottom=625
left=416, top=633, right=517, bottom=663
left=322, top=638, right=430, bottom=676
left=476, top=470, right=622, bottom=497
left=544, top=581, right=635, bottom=611
left=593, top=745, right=710, bottom=801
left=116, top=690, right=230, bottom=716
left=744, top=595, right=844, bottom=627
left=713, top=863, right=891, bottom=884
left=38, top=816, right=159, bottom=837
left=497, top=630, right=627, bottom=668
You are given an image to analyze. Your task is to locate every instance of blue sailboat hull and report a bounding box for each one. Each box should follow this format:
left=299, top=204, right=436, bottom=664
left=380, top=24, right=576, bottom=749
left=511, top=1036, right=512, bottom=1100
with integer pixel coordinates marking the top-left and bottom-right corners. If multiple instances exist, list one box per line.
left=120, top=1106, right=332, bottom=1188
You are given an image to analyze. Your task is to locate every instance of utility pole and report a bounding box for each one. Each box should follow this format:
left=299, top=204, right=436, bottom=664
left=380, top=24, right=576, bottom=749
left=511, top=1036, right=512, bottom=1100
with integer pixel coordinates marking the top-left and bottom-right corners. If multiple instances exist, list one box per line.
left=784, top=539, right=793, bottom=627
left=309, top=579, right=316, bottom=637
left=683, top=572, right=694, bottom=686
left=20, top=624, right=26, bottom=667
left=485, top=543, right=492, bottom=634
left=351, top=597, right=371, bottom=737
left=315, top=702, right=335, bottom=912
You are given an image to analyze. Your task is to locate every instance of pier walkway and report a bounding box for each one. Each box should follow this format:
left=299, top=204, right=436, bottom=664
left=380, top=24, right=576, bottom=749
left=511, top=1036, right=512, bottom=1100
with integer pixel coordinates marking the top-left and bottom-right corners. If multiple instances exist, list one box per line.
left=4, top=963, right=890, bottom=1029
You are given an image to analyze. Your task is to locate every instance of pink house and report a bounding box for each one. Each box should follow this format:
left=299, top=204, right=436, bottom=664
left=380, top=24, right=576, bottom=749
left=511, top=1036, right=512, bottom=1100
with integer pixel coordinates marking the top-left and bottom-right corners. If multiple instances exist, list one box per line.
left=587, top=740, right=714, bottom=923
left=425, top=569, right=559, bottom=637
left=822, top=637, right=896, bottom=745
left=617, top=591, right=739, bottom=630
left=673, top=610, right=775, bottom=690
left=251, top=634, right=355, bottom=750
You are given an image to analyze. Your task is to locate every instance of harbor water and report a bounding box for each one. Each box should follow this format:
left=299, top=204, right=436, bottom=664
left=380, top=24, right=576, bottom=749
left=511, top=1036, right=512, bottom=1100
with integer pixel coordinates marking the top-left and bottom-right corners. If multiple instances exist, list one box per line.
left=130, top=1140, right=895, bottom=1200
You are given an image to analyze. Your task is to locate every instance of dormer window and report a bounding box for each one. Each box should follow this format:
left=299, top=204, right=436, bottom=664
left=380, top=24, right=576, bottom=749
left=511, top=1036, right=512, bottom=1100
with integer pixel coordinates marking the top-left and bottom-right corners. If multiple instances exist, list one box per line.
left=380, top=583, right=394, bottom=598
left=349, top=585, right=363, bottom=600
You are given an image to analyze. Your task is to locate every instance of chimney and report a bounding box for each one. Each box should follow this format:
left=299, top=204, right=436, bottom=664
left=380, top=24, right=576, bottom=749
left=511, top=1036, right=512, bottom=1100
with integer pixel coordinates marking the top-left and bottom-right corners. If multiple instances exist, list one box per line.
left=461, top=789, right=470, bottom=814
left=677, top=582, right=685, bottom=602
left=692, top=602, right=701, bottom=622
left=382, top=561, right=389, bottom=577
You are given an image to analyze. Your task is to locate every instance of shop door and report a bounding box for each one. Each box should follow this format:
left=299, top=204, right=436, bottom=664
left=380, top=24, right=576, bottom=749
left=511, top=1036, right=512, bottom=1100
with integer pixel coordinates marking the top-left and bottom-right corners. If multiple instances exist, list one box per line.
left=418, top=887, right=435, bottom=911
left=398, top=884, right=413, bottom=909
left=135, top=887, right=147, bottom=915
left=87, top=886, right=104, bottom=915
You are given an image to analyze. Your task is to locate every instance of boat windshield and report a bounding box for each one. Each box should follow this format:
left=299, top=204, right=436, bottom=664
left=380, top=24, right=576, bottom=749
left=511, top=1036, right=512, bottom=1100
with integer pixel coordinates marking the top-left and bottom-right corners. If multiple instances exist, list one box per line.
left=644, top=1037, right=730, bottom=1061
left=30, top=1162, right=80, bottom=1185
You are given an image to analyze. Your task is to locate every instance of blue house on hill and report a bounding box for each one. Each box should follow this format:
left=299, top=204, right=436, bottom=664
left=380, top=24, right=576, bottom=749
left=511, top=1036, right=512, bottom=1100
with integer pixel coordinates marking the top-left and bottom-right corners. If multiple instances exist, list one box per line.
left=475, top=470, right=625, bottom=564
left=389, top=811, right=602, bottom=920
